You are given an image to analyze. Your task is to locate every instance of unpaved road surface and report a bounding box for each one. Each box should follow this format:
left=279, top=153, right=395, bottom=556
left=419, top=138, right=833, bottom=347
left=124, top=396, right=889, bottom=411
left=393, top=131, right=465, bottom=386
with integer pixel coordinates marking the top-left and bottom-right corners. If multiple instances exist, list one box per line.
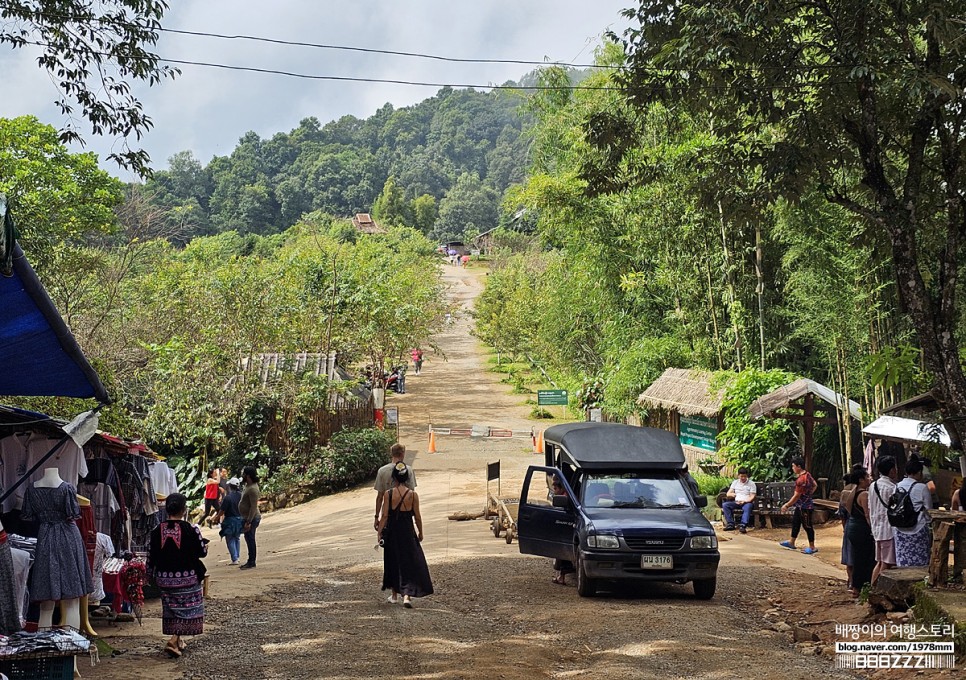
left=89, top=263, right=885, bottom=680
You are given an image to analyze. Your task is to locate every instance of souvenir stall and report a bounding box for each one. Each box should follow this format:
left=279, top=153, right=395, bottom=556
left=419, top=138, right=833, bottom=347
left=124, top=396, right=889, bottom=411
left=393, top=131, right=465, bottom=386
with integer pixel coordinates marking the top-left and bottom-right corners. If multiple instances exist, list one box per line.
left=0, top=210, right=107, bottom=676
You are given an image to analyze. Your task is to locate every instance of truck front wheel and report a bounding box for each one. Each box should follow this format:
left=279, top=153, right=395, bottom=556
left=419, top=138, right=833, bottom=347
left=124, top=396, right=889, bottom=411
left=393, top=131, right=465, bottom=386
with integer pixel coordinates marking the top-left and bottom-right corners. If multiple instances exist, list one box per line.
left=576, top=553, right=597, bottom=597
left=692, top=577, right=716, bottom=600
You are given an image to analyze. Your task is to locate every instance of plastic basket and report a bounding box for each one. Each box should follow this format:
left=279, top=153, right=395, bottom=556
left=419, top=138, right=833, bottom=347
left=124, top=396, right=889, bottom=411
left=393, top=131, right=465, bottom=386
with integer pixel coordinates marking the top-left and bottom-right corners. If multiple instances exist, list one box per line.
left=0, top=654, right=75, bottom=680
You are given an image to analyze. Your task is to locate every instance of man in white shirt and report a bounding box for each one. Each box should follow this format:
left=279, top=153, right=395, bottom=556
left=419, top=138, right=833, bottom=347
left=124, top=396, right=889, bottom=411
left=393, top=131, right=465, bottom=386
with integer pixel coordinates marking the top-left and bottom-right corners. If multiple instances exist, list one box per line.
left=374, top=443, right=416, bottom=530
left=723, top=467, right=757, bottom=533
left=868, top=456, right=898, bottom=583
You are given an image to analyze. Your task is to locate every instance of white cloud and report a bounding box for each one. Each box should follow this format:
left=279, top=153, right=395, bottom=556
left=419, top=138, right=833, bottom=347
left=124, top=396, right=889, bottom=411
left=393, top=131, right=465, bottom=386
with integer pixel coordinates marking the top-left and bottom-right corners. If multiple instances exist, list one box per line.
left=1, top=1, right=629, bottom=175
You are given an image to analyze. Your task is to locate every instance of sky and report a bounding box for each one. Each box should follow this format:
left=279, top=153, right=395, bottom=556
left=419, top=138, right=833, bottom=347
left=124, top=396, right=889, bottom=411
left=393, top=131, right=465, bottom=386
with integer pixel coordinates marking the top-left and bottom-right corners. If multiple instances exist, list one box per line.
left=0, top=1, right=631, bottom=179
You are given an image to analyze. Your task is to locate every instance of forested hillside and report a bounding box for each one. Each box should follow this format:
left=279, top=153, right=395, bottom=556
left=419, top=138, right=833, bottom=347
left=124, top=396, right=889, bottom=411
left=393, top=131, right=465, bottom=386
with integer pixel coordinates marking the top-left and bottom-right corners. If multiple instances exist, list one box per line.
left=144, top=86, right=530, bottom=242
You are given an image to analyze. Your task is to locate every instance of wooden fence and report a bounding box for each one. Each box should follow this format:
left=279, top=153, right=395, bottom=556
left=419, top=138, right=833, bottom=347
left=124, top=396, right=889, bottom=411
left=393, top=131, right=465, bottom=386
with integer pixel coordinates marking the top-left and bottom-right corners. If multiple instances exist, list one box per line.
left=264, top=399, right=374, bottom=455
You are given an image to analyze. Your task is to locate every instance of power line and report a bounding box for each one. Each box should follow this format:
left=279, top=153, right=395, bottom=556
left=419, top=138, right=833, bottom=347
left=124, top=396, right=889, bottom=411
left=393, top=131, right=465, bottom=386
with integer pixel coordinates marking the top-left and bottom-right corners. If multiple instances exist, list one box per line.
left=12, top=6, right=860, bottom=74
left=156, top=26, right=608, bottom=70
left=10, top=6, right=607, bottom=69
left=19, top=40, right=621, bottom=90
left=24, top=39, right=857, bottom=93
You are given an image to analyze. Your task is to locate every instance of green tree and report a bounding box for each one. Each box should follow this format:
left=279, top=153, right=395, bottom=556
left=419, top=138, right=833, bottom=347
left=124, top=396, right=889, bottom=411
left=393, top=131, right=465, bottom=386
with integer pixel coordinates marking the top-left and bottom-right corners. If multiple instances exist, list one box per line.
left=0, top=116, right=124, bottom=268
left=372, top=176, right=412, bottom=226
left=0, top=0, right=178, bottom=173
left=410, top=194, right=438, bottom=235
left=614, top=1, right=966, bottom=453
left=432, top=172, right=499, bottom=242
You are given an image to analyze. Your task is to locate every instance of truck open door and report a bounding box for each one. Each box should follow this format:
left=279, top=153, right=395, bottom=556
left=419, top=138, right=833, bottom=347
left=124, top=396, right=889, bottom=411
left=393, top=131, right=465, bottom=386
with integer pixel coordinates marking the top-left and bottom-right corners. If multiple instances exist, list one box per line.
left=516, top=465, right=577, bottom=562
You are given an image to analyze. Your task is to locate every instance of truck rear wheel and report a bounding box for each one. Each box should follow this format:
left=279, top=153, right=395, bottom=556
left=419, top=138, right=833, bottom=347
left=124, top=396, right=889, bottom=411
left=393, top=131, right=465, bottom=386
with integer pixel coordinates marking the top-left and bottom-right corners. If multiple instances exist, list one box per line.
left=693, top=577, right=716, bottom=600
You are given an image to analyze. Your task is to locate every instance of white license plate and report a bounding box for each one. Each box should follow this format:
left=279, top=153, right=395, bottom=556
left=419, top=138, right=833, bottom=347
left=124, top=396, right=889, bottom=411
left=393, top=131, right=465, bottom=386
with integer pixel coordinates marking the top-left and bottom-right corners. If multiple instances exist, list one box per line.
left=640, top=555, right=673, bottom=569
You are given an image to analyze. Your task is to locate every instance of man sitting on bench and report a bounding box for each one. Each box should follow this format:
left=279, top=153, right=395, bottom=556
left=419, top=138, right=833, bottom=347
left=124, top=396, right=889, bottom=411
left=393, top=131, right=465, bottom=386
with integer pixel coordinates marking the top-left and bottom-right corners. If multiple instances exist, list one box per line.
left=722, top=467, right=757, bottom=533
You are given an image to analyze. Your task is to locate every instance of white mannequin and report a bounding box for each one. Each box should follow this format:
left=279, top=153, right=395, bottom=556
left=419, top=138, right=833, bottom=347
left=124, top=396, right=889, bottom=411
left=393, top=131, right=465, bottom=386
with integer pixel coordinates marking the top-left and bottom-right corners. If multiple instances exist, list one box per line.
left=34, top=468, right=80, bottom=630
left=35, top=467, right=64, bottom=488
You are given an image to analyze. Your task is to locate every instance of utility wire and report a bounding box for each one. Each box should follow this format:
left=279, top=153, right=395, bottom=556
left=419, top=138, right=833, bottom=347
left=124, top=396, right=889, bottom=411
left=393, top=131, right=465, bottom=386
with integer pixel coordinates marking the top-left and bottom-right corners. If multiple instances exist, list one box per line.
left=157, top=26, right=608, bottom=70
left=19, top=41, right=619, bottom=89
left=23, top=40, right=853, bottom=93
left=11, top=6, right=862, bottom=73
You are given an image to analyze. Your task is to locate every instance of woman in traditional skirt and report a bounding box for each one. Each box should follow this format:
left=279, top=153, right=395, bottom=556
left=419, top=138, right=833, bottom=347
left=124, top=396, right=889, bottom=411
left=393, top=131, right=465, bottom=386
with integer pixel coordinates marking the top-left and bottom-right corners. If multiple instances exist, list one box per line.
left=893, top=459, right=933, bottom=567
left=148, top=493, right=208, bottom=658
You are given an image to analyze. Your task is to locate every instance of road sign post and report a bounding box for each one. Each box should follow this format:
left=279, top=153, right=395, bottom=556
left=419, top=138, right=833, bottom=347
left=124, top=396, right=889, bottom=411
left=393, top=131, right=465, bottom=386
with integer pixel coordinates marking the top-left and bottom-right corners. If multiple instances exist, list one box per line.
left=537, top=389, right=568, bottom=417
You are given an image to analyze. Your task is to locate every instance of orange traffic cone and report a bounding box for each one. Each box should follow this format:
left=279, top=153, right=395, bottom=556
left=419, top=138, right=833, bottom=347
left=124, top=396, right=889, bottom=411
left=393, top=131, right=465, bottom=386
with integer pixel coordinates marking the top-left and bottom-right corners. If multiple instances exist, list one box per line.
left=535, top=429, right=544, bottom=455
left=532, top=429, right=539, bottom=453
left=427, top=429, right=437, bottom=454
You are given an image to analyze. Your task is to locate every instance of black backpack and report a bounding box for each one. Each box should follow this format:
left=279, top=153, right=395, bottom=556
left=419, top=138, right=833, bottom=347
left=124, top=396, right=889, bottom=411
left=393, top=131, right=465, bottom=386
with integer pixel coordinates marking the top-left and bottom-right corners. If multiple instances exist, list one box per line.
left=882, top=481, right=923, bottom=529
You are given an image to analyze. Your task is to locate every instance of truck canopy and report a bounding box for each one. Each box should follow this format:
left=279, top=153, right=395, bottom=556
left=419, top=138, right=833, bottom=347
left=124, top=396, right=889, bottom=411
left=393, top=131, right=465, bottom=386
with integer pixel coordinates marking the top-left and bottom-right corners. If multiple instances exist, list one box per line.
left=544, top=422, right=685, bottom=470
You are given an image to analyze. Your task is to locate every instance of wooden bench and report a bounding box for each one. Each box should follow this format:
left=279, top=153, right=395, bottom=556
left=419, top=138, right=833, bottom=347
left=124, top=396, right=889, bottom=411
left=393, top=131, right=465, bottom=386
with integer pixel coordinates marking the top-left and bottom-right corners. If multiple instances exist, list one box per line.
left=752, top=482, right=796, bottom=529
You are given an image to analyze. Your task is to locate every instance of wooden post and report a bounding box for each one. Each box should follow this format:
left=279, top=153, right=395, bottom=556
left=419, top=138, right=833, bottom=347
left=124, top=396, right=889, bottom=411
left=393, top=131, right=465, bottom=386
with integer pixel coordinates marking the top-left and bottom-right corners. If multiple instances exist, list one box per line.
left=928, top=521, right=953, bottom=587
left=803, top=393, right=815, bottom=471
left=954, top=520, right=966, bottom=580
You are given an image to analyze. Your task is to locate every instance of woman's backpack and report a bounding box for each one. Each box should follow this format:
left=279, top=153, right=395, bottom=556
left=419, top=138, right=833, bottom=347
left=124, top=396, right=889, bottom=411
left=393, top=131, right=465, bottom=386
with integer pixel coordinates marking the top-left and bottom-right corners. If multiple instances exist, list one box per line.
left=886, top=482, right=923, bottom=528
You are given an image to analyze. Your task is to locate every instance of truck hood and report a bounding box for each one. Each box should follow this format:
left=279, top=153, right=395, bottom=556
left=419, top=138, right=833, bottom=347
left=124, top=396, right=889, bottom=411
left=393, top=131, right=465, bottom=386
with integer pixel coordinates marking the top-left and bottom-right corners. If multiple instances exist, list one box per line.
left=582, top=507, right=713, bottom=535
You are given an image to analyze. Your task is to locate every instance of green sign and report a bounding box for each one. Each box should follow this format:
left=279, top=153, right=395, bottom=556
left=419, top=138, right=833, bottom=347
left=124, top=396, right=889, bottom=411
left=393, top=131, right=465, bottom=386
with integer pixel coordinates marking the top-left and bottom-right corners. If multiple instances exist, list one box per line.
left=679, top=415, right=717, bottom=452
left=537, top=389, right=568, bottom=406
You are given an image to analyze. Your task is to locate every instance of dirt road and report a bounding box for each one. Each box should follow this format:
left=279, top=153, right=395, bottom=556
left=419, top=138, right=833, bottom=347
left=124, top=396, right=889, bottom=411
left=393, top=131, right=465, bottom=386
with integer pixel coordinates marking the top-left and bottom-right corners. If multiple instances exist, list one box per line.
left=92, top=262, right=872, bottom=679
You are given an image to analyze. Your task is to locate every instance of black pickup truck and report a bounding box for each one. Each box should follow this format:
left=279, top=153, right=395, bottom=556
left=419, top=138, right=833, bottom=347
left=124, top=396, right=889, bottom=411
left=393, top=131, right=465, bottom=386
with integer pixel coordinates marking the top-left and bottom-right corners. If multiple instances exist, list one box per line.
left=516, top=422, right=720, bottom=598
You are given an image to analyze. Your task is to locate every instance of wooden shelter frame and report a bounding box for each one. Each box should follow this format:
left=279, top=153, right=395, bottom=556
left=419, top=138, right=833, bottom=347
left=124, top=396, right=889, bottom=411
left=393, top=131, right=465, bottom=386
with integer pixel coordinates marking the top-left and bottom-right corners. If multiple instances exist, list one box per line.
left=748, top=379, right=862, bottom=471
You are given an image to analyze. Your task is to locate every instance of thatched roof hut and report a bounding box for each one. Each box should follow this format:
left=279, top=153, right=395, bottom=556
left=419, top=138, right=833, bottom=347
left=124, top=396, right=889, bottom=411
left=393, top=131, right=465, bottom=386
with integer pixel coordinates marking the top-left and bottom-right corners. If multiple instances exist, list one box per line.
left=637, top=368, right=726, bottom=418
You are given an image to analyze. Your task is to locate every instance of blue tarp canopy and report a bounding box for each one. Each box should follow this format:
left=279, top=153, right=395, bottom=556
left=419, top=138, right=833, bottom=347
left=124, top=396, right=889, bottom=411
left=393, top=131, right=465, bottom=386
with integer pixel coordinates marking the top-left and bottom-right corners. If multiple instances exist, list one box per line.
left=0, top=202, right=109, bottom=402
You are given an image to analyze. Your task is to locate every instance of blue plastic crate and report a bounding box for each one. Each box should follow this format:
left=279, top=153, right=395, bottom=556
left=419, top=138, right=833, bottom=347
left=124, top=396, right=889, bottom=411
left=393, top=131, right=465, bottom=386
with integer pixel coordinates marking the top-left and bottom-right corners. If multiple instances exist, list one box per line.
left=0, top=653, right=75, bottom=680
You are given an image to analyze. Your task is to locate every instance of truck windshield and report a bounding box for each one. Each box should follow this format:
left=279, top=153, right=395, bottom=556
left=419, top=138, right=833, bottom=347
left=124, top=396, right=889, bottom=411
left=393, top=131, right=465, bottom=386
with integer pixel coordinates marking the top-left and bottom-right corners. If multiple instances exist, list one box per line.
left=581, top=473, right=689, bottom=509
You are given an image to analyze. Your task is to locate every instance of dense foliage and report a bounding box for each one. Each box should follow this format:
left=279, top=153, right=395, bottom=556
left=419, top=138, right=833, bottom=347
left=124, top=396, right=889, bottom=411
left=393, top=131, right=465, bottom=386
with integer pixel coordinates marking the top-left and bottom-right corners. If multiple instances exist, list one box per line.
left=143, top=88, right=531, bottom=243
left=476, top=42, right=932, bottom=475
left=260, top=428, right=397, bottom=502
left=607, top=2, right=966, bottom=453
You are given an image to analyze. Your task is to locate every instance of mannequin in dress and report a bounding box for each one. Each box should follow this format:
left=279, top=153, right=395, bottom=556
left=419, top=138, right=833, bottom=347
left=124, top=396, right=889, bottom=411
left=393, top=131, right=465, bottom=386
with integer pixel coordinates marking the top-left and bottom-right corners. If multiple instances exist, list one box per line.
left=34, top=468, right=81, bottom=630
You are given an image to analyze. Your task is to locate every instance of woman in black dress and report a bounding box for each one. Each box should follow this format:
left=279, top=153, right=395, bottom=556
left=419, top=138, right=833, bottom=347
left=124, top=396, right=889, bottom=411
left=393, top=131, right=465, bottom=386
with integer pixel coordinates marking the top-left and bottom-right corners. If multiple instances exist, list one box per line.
left=377, top=463, right=433, bottom=608
left=843, top=466, right=875, bottom=597
left=148, top=493, right=208, bottom=657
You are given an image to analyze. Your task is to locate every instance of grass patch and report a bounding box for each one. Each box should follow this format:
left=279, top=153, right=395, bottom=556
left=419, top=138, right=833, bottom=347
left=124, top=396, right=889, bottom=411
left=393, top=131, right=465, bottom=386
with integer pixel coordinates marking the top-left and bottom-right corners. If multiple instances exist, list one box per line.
left=530, top=407, right=554, bottom=419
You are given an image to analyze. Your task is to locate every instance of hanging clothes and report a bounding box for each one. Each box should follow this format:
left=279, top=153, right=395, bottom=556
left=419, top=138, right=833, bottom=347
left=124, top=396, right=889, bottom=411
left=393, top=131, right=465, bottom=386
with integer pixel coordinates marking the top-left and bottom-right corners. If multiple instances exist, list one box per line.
left=0, top=432, right=88, bottom=512
left=0, top=530, right=22, bottom=633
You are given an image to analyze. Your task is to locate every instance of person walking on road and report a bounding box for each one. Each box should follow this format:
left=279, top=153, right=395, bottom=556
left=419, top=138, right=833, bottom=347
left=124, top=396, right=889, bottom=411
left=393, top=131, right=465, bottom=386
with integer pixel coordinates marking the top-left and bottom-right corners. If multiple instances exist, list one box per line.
left=411, top=348, right=424, bottom=375
left=147, top=493, right=208, bottom=658
left=216, top=477, right=243, bottom=565
left=238, top=466, right=261, bottom=570
left=375, top=444, right=416, bottom=530
left=779, top=457, right=819, bottom=554
left=203, top=468, right=222, bottom=528
left=377, top=463, right=433, bottom=607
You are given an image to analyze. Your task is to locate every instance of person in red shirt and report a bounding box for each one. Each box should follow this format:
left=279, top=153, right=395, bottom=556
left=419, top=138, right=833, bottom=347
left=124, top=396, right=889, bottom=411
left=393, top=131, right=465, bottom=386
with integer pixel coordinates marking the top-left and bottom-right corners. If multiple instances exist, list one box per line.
left=203, top=469, right=221, bottom=527
left=779, top=457, right=819, bottom=554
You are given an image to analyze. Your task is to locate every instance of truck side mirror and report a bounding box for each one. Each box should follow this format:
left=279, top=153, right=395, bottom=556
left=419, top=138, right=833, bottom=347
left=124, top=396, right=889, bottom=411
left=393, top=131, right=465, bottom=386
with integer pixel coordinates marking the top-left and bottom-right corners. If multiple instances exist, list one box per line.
left=694, top=495, right=708, bottom=508
left=552, top=494, right=572, bottom=509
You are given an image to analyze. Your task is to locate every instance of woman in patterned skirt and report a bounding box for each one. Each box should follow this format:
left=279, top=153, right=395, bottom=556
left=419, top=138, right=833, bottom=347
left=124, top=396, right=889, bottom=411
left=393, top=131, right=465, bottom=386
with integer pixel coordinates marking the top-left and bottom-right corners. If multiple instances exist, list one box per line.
left=148, top=493, right=208, bottom=657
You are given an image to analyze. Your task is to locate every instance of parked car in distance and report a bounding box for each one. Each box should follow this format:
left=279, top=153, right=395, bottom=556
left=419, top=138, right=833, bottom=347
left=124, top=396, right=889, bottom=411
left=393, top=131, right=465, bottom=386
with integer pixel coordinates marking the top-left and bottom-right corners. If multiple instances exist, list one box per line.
left=517, top=422, right=720, bottom=598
